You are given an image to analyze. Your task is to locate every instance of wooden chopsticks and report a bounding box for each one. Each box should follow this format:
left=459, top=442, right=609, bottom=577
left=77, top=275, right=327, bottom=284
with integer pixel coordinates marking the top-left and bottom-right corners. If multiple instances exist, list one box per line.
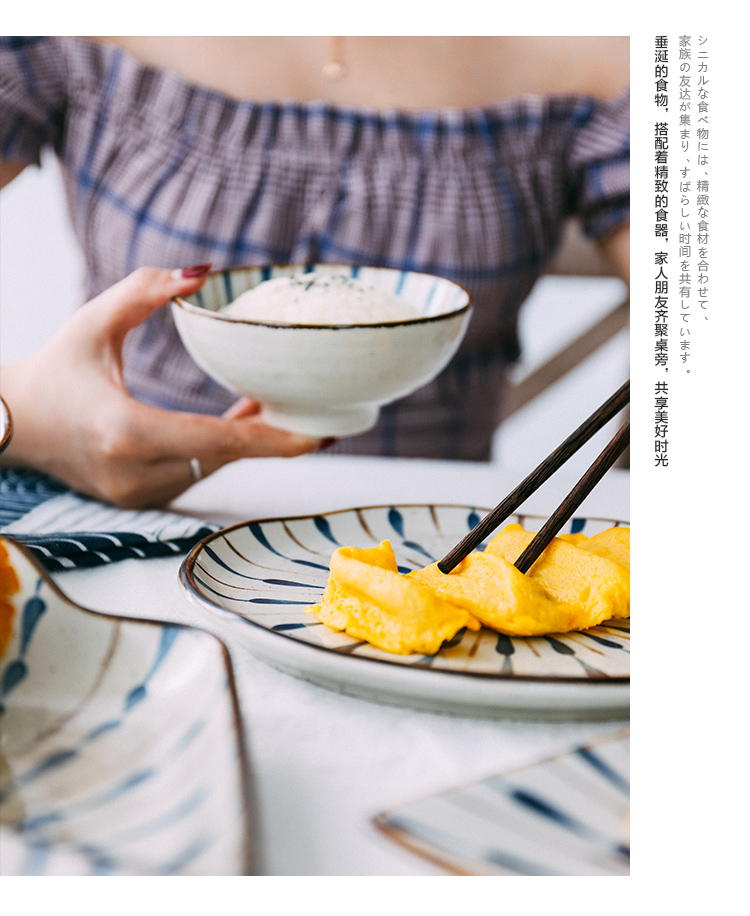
left=513, top=420, right=629, bottom=573
left=436, top=380, right=630, bottom=575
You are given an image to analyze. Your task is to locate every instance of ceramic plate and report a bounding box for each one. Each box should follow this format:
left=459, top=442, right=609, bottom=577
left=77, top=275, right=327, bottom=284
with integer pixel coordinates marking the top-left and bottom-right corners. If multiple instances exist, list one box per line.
left=180, top=505, right=629, bottom=719
left=375, top=729, right=630, bottom=875
left=0, top=537, right=255, bottom=876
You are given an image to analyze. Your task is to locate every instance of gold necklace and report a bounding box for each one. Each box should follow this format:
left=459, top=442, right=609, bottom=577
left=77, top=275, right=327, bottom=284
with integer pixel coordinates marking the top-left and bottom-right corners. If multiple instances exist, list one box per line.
left=322, top=36, right=346, bottom=81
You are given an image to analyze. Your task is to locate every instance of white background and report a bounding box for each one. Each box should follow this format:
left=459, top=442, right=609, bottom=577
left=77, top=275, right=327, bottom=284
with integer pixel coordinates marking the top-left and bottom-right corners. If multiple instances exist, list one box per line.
left=0, top=9, right=745, bottom=913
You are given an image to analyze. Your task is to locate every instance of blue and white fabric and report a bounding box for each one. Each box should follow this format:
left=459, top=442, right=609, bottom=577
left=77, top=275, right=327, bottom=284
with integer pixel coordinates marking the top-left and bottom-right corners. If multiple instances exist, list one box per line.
left=0, top=468, right=217, bottom=571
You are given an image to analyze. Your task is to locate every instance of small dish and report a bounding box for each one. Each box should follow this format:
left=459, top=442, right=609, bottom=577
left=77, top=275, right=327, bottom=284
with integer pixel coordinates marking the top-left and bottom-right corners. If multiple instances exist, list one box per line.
left=179, top=505, right=629, bottom=720
left=171, top=264, right=472, bottom=437
left=374, top=729, right=629, bottom=876
left=0, top=537, right=255, bottom=876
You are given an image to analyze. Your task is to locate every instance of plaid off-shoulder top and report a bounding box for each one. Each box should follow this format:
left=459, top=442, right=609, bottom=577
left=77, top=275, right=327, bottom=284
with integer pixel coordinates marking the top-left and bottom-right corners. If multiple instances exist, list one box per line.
left=0, top=37, right=630, bottom=460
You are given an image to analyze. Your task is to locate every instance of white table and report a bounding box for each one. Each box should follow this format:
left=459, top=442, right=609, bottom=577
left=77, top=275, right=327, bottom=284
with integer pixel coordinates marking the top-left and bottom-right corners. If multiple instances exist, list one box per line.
left=52, top=453, right=629, bottom=876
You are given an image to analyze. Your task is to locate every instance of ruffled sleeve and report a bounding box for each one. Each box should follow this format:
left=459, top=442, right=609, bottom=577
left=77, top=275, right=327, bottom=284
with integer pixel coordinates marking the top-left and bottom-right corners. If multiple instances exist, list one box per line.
left=0, top=37, right=68, bottom=165
left=567, top=89, right=630, bottom=239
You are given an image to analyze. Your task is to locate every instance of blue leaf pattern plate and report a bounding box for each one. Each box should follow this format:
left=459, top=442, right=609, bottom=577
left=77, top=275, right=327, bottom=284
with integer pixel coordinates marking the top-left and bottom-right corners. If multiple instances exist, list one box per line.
left=180, top=505, right=629, bottom=719
left=0, top=537, right=255, bottom=876
left=375, top=729, right=630, bottom=875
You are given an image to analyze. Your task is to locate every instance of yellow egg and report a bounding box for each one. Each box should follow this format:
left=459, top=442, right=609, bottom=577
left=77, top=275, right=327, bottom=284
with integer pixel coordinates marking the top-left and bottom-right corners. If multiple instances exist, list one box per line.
left=0, top=539, right=20, bottom=659
left=485, top=524, right=630, bottom=619
left=412, top=552, right=585, bottom=636
left=557, top=532, right=589, bottom=546
left=308, top=524, right=630, bottom=655
left=308, top=540, right=479, bottom=655
left=579, top=526, right=630, bottom=571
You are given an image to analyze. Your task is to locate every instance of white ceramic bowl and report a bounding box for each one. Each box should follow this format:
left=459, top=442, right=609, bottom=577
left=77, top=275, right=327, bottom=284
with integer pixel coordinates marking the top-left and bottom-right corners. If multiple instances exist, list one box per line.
left=171, top=265, right=472, bottom=437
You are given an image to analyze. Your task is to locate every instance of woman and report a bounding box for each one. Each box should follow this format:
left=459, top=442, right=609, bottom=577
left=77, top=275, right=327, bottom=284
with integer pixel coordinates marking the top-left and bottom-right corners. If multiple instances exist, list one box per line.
left=0, top=36, right=630, bottom=507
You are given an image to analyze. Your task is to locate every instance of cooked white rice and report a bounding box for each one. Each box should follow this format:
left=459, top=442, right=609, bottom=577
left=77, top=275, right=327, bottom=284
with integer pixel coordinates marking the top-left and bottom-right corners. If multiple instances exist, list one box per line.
left=223, top=273, right=421, bottom=325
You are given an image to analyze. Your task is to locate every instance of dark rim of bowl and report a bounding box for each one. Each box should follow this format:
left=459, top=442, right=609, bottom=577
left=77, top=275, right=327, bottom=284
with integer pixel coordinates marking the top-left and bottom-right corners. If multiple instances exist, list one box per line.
left=171, top=263, right=472, bottom=329
left=0, top=395, right=12, bottom=454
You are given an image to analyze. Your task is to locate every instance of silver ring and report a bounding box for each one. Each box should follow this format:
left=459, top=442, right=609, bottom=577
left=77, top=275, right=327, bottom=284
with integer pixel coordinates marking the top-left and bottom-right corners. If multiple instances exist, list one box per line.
left=189, top=458, right=204, bottom=482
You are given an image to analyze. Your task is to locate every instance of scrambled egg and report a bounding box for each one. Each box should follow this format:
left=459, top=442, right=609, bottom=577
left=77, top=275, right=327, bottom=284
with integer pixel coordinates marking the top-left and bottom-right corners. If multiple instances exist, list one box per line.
left=307, top=524, right=629, bottom=655
left=0, top=539, right=20, bottom=658
left=311, top=541, right=480, bottom=655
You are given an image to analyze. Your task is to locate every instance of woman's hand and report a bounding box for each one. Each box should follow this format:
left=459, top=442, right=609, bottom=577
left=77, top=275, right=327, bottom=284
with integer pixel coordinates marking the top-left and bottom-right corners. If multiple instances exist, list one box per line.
left=0, top=266, right=323, bottom=508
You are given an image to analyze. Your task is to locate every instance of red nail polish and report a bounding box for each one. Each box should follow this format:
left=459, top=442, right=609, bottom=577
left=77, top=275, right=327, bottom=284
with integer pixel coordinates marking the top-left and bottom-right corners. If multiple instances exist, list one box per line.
left=179, top=263, right=213, bottom=278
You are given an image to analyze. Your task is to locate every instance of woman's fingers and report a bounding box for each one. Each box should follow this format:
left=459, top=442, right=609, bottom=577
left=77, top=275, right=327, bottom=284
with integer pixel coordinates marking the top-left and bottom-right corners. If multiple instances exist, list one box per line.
left=222, top=397, right=262, bottom=420
left=24, top=404, right=321, bottom=508
left=51, top=397, right=321, bottom=507
left=1, top=264, right=326, bottom=509
left=129, top=402, right=322, bottom=463
left=75, top=265, right=213, bottom=351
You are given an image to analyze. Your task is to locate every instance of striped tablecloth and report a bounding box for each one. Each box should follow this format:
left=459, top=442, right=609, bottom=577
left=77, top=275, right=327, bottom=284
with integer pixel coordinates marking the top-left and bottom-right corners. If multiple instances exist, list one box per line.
left=0, top=468, right=217, bottom=571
